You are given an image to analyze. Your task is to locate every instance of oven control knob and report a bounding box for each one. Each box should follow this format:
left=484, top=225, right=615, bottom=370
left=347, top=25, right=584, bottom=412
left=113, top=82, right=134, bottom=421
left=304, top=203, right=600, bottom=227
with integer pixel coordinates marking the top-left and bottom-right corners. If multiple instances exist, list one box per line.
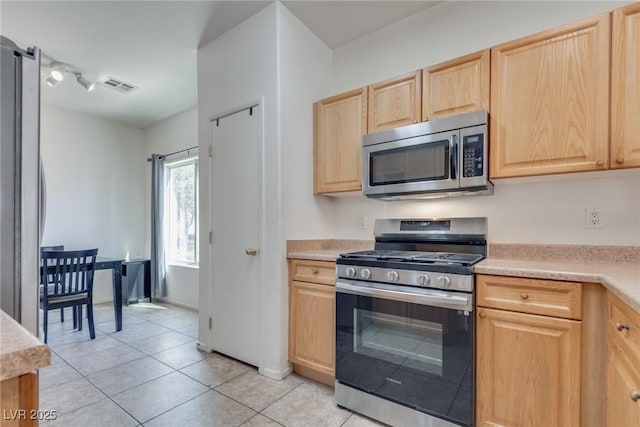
left=417, top=274, right=430, bottom=286
left=345, top=267, right=356, bottom=278
left=387, top=271, right=399, bottom=282
left=360, top=269, right=372, bottom=279
left=437, top=276, right=451, bottom=288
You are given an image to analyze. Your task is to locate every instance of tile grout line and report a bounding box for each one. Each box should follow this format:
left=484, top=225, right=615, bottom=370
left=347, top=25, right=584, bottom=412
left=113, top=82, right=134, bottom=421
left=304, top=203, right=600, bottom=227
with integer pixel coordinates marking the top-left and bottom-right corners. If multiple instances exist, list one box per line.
left=88, top=305, right=210, bottom=425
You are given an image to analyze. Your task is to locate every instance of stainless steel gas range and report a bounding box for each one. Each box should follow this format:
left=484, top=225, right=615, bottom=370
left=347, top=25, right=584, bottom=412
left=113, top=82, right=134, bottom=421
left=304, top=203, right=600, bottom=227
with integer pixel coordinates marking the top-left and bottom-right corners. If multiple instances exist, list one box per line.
left=335, top=217, right=487, bottom=427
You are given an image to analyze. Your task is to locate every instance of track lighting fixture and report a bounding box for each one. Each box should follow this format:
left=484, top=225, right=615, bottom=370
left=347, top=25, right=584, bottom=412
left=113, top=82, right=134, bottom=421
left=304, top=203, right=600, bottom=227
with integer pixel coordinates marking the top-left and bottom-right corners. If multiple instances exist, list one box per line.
left=76, top=74, right=96, bottom=91
left=43, top=59, right=97, bottom=92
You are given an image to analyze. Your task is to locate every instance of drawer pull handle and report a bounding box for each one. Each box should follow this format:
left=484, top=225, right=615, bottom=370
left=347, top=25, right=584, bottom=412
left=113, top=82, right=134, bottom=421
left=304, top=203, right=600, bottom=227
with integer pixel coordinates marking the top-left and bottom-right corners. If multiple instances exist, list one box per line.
left=312, top=269, right=319, bottom=275
left=632, top=390, right=640, bottom=402
left=617, top=323, right=630, bottom=332
left=479, top=312, right=486, bottom=319
left=520, top=293, right=529, bottom=300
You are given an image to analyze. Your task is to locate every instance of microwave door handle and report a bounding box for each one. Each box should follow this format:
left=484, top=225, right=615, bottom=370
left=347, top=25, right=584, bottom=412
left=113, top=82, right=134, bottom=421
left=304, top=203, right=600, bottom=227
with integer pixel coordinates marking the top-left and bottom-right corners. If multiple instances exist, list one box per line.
left=449, top=135, right=458, bottom=180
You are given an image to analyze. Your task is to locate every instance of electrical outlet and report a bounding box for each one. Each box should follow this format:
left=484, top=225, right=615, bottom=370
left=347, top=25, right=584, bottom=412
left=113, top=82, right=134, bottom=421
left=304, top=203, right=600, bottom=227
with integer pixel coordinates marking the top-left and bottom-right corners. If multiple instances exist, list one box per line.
left=357, top=215, right=368, bottom=230
left=586, top=208, right=602, bottom=229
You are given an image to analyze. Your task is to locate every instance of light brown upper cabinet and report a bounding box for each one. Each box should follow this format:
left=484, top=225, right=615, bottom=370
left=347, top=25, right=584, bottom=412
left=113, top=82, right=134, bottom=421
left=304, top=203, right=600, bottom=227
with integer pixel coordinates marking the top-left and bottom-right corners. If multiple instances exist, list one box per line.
left=314, top=88, right=367, bottom=194
left=490, top=14, right=611, bottom=178
left=367, top=71, right=421, bottom=133
left=611, top=3, right=640, bottom=169
left=422, top=49, right=490, bottom=121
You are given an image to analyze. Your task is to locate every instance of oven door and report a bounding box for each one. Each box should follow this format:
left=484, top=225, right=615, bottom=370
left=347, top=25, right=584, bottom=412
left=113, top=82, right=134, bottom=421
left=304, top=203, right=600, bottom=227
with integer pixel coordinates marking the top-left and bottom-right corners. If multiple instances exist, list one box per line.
left=335, top=279, right=473, bottom=427
left=362, top=130, right=459, bottom=197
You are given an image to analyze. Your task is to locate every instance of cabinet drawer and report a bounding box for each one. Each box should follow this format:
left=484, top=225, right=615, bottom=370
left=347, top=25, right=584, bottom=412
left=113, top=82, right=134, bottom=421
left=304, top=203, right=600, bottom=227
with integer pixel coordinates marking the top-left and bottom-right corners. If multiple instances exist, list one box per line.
left=609, top=292, right=640, bottom=365
left=477, top=275, right=582, bottom=320
left=290, top=259, right=336, bottom=286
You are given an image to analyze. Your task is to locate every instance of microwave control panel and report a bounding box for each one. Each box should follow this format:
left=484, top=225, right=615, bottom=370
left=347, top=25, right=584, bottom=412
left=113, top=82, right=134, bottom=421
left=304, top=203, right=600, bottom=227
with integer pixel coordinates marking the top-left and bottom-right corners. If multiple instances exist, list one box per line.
left=462, top=134, right=484, bottom=178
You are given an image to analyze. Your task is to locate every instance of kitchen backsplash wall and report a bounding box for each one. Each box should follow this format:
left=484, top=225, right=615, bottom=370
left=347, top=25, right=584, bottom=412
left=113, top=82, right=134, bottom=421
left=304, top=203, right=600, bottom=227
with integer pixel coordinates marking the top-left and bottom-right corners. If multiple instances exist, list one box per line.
left=331, top=170, right=640, bottom=245
left=328, top=0, right=638, bottom=246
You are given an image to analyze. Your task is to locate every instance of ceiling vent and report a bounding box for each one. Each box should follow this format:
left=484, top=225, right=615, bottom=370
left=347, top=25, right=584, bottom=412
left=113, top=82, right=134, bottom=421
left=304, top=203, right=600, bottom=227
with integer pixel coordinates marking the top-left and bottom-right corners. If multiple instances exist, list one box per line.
left=101, top=77, right=137, bottom=94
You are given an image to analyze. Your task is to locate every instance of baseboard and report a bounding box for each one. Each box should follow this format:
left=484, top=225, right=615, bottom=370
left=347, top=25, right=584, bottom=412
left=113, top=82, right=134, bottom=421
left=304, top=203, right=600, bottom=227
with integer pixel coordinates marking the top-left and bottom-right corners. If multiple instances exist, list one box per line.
left=197, top=341, right=212, bottom=353
left=292, top=363, right=334, bottom=387
left=154, top=297, right=198, bottom=311
left=259, top=364, right=293, bottom=381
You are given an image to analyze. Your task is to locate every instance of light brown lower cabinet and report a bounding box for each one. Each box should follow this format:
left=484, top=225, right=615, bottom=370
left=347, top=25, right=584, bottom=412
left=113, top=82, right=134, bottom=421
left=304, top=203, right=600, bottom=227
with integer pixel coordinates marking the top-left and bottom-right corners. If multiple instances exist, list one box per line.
left=0, top=373, right=39, bottom=427
left=288, top=259, right=335, bottom=387
left=476, top=274, right=582, bottom=427
left=607, top=292, right=640, bottom=426
left=476, top=308, right=581, bottom=427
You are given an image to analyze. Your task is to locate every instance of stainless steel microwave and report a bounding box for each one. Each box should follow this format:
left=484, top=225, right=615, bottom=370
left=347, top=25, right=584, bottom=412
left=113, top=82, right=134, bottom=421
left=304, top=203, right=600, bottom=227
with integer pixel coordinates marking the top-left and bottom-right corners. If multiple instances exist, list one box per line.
left=362, top=110, right=492, bottom=200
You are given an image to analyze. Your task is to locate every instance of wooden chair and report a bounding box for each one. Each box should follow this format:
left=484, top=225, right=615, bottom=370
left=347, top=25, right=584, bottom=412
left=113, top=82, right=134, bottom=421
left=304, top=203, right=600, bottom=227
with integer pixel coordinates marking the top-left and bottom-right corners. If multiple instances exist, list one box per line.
left=41, top=245, right=66, bottom=323
left=40, top=249, right=98, bottom=343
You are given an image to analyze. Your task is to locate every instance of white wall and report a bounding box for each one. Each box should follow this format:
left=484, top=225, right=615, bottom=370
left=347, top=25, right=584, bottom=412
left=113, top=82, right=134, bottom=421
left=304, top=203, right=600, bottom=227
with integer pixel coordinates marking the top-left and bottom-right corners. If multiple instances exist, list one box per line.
left=197, top=2, right=334, bottom=379
left=280, top=4, right=334, bottom=239
left=143, top=108, right=199, bottom=309
left=40, top=105, right=146, bottom=302
left=333, top=1, right=630, bottom=92
left=329, top=0, right=640, bottom=246
left=197, top=3, right=283, bottom=377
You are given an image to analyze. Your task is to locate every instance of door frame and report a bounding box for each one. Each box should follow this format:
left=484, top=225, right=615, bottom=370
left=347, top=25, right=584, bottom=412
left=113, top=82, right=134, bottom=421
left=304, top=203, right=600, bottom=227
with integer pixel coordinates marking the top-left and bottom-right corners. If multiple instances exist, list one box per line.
left=198, top=98, right=265, bottom=370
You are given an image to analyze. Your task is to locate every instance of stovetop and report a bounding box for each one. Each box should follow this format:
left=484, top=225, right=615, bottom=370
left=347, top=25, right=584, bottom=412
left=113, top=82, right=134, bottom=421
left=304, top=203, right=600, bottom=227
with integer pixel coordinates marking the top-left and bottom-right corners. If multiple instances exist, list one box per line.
left=339, top=249, right=483, bottom=266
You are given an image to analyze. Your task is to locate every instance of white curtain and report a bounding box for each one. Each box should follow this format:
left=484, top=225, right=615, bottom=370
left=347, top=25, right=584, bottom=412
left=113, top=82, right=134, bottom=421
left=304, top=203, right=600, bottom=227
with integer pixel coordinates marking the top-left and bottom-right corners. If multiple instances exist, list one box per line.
left=150, top=154, right=167, bottom=298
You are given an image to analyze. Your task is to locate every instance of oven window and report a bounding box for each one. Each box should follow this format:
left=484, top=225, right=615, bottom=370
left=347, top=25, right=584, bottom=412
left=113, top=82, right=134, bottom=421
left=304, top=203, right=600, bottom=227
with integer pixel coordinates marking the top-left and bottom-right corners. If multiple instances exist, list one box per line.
left=354, top=308, right=443, bottom=377
left=369, top=140, right=449, bottom=186
left=336, top=293, right=473, bottom=426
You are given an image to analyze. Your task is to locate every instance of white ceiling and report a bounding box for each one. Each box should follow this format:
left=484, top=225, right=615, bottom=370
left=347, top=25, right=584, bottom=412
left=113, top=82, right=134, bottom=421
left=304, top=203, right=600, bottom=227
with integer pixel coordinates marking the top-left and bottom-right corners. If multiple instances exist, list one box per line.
left=1, top=1, right=439, bottom=128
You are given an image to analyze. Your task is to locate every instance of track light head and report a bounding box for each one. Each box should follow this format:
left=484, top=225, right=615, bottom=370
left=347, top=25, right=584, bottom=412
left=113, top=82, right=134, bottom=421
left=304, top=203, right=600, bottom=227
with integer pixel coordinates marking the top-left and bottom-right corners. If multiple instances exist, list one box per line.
left=50, top=69, right=64, bottom=82
left=46, top=77, right=60, bottom=87
left=76, top=74, right=96, bottom=92
left=48, top=62, right=67, bottom=82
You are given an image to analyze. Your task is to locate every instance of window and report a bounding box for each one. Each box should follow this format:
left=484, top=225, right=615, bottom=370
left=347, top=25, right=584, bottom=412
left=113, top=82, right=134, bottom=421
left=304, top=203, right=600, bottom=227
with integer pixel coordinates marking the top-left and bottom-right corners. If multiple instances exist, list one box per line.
left=165, top=157, right=199, bottom=265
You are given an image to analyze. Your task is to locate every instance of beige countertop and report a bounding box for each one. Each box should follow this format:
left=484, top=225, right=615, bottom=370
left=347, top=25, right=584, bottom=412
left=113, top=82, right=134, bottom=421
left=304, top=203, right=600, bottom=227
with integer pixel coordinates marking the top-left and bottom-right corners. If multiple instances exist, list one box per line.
left=0, top=310, right=50, bottom=381
left=287, top=240, right=640, bottom=313
left=287, top=239, right=373, bottom=262
left=476, top=258, right=640, bottom=313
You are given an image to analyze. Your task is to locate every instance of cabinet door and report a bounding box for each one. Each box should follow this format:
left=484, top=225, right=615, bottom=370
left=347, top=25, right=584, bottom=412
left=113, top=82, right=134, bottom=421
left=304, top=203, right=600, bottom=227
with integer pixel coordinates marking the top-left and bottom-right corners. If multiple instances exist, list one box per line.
left=289, top=280, right=335, bottom=376
left=476, top=308, right=581, bottom=427
left=611, top=3, right=640, bottom=169
left=422, top=49, right=490, bottom=121
left=368, top=71, right=421, bottom=133
left=607, top=339, right=640, bottom=427
left=314, top=88, right=367, bottom=193
left=490, top=14, right=610, bottom=178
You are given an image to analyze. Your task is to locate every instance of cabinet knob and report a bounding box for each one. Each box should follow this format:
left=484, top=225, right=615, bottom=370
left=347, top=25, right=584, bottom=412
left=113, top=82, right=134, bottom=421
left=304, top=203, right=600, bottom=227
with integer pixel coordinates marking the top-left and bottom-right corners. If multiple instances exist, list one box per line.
left=521, top=292, right=529, bottom=300
left=312, top=269, right=319, bottom=275
left=616, top=157, right=625, bottom=164
left=479, top=312, right=486, bottom=319
left=632, top=390, right=640, bottom=402
left=617, top=322, right=630, bottom=332
left=596, top=160, right=605, bottom=167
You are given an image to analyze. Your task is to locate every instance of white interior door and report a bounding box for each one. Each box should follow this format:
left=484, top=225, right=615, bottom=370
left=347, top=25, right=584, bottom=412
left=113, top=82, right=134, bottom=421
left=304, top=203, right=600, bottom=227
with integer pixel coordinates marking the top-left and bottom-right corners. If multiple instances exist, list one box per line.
left=209, top=105, right=261, bottom=366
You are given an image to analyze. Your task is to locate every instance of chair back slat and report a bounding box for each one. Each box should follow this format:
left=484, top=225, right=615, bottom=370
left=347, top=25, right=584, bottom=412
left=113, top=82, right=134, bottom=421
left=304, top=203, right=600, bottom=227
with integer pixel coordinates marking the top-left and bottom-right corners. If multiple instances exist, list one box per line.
left=41, top=249, right=98, bottom=300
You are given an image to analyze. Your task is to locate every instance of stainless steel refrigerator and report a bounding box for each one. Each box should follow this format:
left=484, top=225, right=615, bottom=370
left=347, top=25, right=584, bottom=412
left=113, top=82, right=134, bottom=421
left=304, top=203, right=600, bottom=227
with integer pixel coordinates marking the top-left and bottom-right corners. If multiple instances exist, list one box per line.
left=1, top=36, right=41, bottom=335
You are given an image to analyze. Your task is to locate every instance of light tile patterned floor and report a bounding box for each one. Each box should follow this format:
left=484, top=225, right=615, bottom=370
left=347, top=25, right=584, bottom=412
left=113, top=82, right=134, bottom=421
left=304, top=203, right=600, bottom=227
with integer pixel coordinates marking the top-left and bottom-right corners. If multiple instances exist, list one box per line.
left=39, top=302, right=385, bottom=426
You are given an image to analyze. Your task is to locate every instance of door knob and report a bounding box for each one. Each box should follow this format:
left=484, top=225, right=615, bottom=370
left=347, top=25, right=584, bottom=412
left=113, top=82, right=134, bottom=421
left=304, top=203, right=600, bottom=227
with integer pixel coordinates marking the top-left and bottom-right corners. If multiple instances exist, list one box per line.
left=245, top=248, right=258, bottom=256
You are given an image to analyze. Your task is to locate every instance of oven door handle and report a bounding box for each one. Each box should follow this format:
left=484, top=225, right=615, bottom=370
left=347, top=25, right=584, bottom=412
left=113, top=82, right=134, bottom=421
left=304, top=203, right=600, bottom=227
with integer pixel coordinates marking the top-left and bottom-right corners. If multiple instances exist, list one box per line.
left=336, top=280, right=472, bottom=311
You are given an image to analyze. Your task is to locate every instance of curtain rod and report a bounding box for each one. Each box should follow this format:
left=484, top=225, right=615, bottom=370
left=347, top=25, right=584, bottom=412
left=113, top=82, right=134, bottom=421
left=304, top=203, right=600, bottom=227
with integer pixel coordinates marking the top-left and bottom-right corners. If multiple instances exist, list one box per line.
left=146, top=146, right=198, bottom=162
